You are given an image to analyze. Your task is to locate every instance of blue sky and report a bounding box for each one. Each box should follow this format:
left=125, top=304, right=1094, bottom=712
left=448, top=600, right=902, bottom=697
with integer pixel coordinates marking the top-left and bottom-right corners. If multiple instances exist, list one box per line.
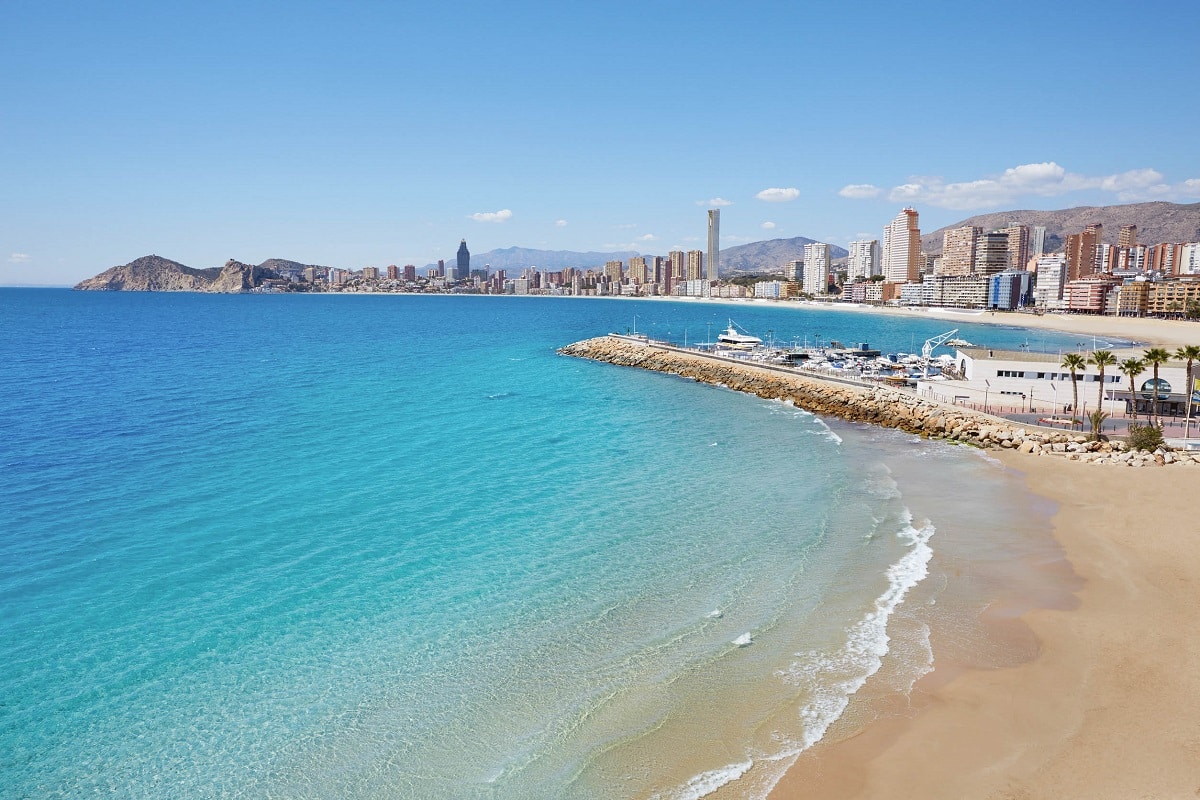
left=3, top=0, right=1198, bottom=285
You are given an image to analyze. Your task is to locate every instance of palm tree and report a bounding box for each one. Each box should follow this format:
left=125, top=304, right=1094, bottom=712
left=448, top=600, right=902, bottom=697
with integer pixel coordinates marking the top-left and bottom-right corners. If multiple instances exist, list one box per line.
left=1119, top=357, right=1144, bottom=421
left=1061, top=352, right=1087, bottom=427
left=1088, top=349, right=1117, bottom=416
left=1174, top=344, right=1200, bottom=430
left=1142, top=347, right=1172, bottom=427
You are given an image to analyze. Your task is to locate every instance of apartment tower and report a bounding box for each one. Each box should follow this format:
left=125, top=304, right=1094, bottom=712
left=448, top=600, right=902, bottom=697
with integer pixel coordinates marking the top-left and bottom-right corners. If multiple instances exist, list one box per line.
left=802, top=242, right=831, bottom=295
left=846, top=240, right=880, bottom=281
left=882, top=208, right=921, bottom=283
left=939, top=226, right=981, bottom=276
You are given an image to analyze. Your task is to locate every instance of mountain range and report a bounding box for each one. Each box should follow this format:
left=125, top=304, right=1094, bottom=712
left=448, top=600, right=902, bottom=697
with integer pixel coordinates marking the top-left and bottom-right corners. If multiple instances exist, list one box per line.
left=921, top=201, right=1200, bottom=254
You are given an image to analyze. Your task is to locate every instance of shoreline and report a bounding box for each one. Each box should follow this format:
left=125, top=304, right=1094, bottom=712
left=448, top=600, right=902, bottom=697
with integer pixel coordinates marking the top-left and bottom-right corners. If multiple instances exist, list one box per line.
left=768, top=451, right=1200, bottom=798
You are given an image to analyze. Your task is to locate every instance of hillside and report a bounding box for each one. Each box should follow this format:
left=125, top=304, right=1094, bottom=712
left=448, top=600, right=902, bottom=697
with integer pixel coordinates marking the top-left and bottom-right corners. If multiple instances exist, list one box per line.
left=719, top=237, right=849, bottom=275
left=75, top=256, right=276, bottom=292
left=426, top=246, right=640, bottom=273
left=921, top=201, right=1200, bottom=254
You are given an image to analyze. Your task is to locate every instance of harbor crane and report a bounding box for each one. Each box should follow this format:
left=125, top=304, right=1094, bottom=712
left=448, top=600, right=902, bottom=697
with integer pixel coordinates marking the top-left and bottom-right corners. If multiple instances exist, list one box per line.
left=921, top=329, right=959, bottom=360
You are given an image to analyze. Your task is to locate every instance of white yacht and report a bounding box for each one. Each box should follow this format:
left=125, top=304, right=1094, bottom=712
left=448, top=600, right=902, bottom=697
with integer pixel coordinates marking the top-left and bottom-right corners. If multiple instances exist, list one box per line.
left=716, top=320, right=762, bottom=347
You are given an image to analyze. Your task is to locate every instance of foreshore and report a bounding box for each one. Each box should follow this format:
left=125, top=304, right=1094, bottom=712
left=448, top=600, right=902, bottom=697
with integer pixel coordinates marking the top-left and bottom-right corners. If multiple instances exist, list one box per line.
left=769, top=453, right=1200, bottom=798
left=562, top=332, right=1200, bottom=797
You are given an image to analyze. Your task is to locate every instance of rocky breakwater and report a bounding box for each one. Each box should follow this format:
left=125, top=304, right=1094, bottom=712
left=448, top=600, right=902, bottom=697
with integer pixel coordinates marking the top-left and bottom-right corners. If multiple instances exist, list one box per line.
left=558, top=336, right=1200, bottom=467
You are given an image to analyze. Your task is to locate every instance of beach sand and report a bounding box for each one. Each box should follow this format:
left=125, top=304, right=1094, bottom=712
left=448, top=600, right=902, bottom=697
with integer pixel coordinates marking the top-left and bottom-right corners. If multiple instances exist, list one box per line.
left=769, top=454, right=1200, bottom=799
left=640, top=294, right=1200, bottom=349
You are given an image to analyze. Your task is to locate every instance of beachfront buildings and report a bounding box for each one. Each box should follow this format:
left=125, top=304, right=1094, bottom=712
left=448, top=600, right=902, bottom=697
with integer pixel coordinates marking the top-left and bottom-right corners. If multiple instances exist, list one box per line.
left=846, top=240, right=880, bottom=281
left=802, top=242, right=831, bottom=295
left=882, top=208, right=921, bottom=283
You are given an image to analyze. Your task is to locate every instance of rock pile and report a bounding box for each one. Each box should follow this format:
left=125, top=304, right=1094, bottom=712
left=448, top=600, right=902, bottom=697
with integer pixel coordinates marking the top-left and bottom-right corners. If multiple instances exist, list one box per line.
left=559, top=336, right=1200, bottom=467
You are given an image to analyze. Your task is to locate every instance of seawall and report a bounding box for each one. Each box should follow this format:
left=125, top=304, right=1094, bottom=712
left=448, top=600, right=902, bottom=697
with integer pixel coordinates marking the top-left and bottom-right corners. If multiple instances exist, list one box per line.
left=558, top=336, right=1199, bottom=466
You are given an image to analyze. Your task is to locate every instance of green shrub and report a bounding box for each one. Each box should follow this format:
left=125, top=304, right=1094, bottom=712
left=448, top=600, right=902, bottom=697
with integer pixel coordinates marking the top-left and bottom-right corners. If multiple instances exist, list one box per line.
left=1126, top=422, right=1165, bottom=451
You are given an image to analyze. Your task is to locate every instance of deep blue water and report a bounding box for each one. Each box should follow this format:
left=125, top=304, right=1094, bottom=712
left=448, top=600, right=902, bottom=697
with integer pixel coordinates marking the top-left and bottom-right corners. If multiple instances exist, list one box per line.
left=0, top=291, right=1074, bottom=798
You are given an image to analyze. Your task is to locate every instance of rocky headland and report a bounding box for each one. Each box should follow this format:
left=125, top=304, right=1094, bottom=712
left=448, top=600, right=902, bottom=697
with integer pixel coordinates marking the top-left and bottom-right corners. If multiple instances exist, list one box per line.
left=559, top=336, right=1199, bottom=467
left=74, top=255, right=283, bottom=292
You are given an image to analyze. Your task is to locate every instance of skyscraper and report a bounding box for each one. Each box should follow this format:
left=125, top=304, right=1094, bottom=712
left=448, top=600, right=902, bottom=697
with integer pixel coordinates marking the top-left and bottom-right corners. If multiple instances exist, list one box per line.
left=1118, top=224, right=1138, bottom=249
left=685, top=250, right=703, bottom=281
left=974, top=232, right=1010, bottom=275
left=939, top=226, right=981, bottom=276
left=1065, top=223, right=1101, bottom=281
left=846, top=240, right=880, bottom=281
left=707, top=209, right=720, bottom=291
left=1032, top=226, right=1047, bottom=258
left=802, top=242, right=831, bottom=295
left=882, top=208, right=921, bottom=283
left=999, top=225, right=1030, bottom=272
left=457, top=240, right=470, bottom=279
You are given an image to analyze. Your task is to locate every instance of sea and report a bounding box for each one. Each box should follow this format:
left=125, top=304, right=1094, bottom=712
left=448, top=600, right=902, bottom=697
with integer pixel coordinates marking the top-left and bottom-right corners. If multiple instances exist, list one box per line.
left=0, top=290, right=1085, bottom=799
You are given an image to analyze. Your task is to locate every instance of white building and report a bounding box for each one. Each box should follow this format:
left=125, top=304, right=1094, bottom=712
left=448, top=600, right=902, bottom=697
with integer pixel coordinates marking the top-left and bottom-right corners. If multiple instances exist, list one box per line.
left=917, top=347, right=1190, bottom=418
left=1179, top=243, right=1200, bottom=275
left=1033, top=255, right=1067, bottom=309
left=754, top=280, right=785, bottom=299
left=803, top=242, right=831, bottom=295
left=846, top=240, right=881, bottom=281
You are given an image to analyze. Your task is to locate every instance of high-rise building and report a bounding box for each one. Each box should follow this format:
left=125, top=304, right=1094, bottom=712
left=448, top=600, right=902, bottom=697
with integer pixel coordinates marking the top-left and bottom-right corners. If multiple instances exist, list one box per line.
left=1000, top=225, right=1030, bottom=272
left=403, top=264, right=416, bottom=281
left=882, top=208, right=921, bottom=283
left=1065, top=223, right=1101, bottom=281
left=668, top=250, right=685, bottom=281
left=650, top=256, right=666, bottom=284
left=686, top=250, right=704, bottom=281
left=1032, top=226, right=1047, bottom=258
left=1033, top=254, right=1068, bottom=309
left=604, top=260, right=624, bottom=283
left=846, top=240, right=880, bottom=281
left=707, top=209, right=720, bottom=291
left=362, top=266, right=380, bottom=280
left=973, top=232, right=1010, bottom=275
left=628, top=256, right=648, bottom=284
left=386, top=264, right=399, bottom=280
left=1118, top=224, right=1138, bottom=249
left=939, top=226, right=981, bottom=276
left=786, top=259, right=804, bottom=282
left=457, top=240, right=470, bottom=278
left=437, top=259, right=445, bottom=278
left=802, top=242, right=831, bottom=295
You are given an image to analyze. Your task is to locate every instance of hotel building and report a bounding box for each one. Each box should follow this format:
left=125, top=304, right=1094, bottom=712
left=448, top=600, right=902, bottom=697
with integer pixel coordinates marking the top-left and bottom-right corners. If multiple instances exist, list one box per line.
left=882, top=208, right=921, bottom=283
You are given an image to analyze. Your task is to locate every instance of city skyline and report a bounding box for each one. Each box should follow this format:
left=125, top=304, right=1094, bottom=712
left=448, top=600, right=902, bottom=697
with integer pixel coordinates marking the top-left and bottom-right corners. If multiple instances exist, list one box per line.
left=3, top=0, right=1200, bottom=286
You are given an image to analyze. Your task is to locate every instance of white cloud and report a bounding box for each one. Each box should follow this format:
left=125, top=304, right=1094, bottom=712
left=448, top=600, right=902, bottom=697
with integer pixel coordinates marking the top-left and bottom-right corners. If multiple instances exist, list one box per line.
left=838, top=184, right=882, bottom=199
left=638, top=233, right=657, bottom=241
left=761, top=221, right=776, bottom=230
left=874, top=162, right=1200, bottom=210
left=696, top=197, right=733, bottom=207
left=469, top=209, right=513, bottom=222
left=555, top=219, right=568, bottom=227
left=756, top=187, right=800, bottom=202
left=9, top=253, right=30, bottom=263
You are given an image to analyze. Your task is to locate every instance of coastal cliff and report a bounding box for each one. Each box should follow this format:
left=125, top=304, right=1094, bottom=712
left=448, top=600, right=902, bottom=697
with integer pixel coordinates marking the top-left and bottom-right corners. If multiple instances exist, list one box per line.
left=559, top=336, right=1199, bottom=466
left=74, top=255, right=276, bottom=292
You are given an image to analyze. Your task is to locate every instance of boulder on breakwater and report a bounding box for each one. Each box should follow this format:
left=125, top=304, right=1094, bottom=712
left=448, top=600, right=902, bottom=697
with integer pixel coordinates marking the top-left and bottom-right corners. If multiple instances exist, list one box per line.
left=558, top=336, right=1200, bottom=467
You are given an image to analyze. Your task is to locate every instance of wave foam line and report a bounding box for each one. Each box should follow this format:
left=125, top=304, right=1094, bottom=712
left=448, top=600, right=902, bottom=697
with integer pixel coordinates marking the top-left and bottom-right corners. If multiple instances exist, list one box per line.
left=661, top=510, right=937, bottom=800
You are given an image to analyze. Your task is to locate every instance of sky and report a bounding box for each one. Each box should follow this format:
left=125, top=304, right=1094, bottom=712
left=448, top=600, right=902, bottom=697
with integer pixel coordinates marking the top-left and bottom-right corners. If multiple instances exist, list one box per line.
left=3, top=0, right=1199, bottom=286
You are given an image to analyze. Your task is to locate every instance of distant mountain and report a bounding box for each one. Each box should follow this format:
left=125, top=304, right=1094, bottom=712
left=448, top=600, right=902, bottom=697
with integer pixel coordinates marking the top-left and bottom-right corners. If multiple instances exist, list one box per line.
left=75, top=255, right=276, bottom=292
left=428, top=246, right=640, bottom=273
left=258, top=258, right=331, bottom=273
left=922, top=201, right=1200, bottom=254
left=719, top=237, right=849, bottom=275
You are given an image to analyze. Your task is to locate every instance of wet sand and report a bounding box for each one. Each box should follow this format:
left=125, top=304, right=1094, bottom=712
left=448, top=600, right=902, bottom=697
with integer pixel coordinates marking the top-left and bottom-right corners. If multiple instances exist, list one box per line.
left=769, top=454, right=1200, bottom=799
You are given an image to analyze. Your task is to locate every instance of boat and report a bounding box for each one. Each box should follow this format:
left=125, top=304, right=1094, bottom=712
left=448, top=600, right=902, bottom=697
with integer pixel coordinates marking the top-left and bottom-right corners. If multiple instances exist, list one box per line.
left=717, top=320, right=762, bottom=347
left=944, top=337, right=974, bottom=347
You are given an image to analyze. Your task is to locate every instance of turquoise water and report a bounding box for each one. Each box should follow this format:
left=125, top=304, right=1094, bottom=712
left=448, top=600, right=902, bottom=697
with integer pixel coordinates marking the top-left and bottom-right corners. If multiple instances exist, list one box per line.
left=0, top=292, right=1076, bottom=798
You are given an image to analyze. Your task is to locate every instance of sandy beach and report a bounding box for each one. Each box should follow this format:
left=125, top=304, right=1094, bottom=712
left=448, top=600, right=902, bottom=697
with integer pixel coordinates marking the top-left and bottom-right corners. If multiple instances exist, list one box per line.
left=770, top=453, right=1200, bottom=799
left=640, top=294, right=1200, bottom=349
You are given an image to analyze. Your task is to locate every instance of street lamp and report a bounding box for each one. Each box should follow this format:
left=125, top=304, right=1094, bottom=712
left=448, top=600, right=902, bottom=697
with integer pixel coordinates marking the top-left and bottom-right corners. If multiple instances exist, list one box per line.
left=984, top=379, right=990, bottom=415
